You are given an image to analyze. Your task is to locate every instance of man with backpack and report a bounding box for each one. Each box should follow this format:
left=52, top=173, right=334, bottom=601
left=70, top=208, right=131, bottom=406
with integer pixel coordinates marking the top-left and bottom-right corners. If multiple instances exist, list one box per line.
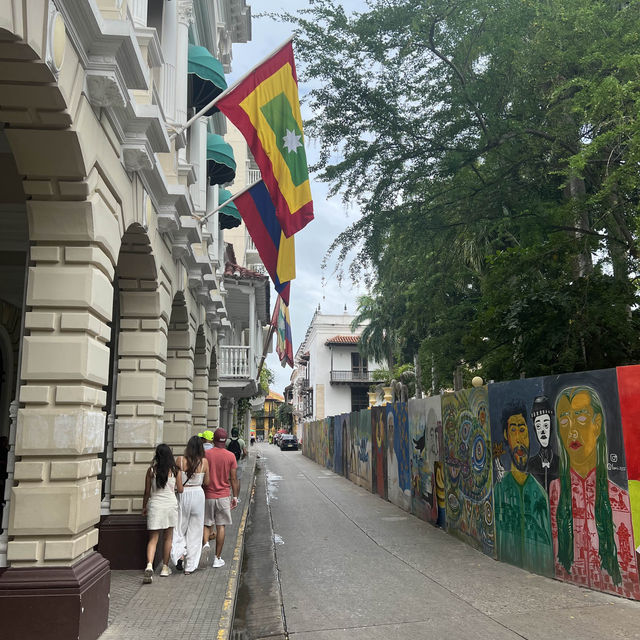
left=226, top=428, right=247, bottom=494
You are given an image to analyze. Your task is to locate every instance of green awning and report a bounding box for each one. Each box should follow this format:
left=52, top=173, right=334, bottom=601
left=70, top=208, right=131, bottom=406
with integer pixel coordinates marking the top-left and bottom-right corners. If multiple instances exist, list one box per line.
left=188, top=45, right=227, bottom=116
left=218, top=188, right=242, bottom=230
left=206, top=133, right=236, bottom=185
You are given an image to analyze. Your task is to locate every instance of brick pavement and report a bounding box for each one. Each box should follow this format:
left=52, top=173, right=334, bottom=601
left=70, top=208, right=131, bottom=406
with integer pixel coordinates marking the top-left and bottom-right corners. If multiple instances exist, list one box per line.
left=100, top=451, right=257, bottom=640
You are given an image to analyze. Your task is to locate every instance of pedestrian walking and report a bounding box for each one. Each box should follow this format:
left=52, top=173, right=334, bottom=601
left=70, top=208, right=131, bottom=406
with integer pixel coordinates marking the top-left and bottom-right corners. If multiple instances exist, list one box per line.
left=142, top=444, right=183, bottom=583
left=200, top=429, right=214, bottom=451
left=203, top=428, right=239, bottom=568
left=227, top=427, right=247, bottom=494
left=171, top=435, right=210, bottom=574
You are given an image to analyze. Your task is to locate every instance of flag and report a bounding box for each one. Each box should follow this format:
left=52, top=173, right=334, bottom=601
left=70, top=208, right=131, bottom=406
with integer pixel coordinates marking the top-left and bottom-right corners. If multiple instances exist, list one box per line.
left=272, top=295, right=294, bottom=368
left=234, top=180, right=295, bottom=305
left=216, top=41, right=313, bottom=238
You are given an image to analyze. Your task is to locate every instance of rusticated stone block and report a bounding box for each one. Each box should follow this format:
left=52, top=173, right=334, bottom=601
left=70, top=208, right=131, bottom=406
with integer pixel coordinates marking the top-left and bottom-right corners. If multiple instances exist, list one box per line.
left=164, top=389, right=193, bottom=412
left=16, top=408, right=105, bottom=456
left=21, top=335, right=110, bottom=385
left=28, top=200, right=119, bottom=266
left=111, top=465, right=147, bottom=495
left=118, top=331, right=167, bottom=358
left=116, top=371, right=165, bottom=403
left=27, top=264, right=113, bottom=323
left=114, top=417, right=162, bottom=448
left=6, top=540, right=40, bottom=563
left=10, top=480, right=101, bottom=535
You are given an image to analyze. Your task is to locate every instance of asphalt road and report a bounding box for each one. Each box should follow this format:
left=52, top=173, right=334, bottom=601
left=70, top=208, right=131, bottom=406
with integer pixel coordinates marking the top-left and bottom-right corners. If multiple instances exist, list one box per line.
left=249, top=442, right=640, bottom=640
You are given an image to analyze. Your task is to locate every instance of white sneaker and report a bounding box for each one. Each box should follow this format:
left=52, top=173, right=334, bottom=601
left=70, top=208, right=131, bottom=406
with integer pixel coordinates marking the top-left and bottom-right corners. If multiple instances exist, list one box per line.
left=201, top=542, right=210, bottom=566
left=212, top=556, right=225, bottom=568
left=143, top=562, right=153, bottom=584
left=160, top=564, right=171, bottom=577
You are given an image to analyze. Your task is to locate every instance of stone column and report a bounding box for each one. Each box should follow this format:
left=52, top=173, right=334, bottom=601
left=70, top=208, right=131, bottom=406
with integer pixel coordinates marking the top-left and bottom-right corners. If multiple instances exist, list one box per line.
left=97, top=229, right=169, bottom=569
left=207, top=346, right=220, bottom=429
left=176, top=0, right=193, bottom=127
left=0, top=195, right=117, bottom=638
left=163, top=311, right=195, bottom=449
left=129, top=0, right=149, bottom=28
left=192, top=329, right=209, bottom=431
left=161, top=0, right=177, bottom=123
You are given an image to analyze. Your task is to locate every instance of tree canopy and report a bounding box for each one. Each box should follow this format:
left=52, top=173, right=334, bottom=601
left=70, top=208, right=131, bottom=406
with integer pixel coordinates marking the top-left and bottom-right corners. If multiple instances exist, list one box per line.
left=283, top=0, right=640, bottom=389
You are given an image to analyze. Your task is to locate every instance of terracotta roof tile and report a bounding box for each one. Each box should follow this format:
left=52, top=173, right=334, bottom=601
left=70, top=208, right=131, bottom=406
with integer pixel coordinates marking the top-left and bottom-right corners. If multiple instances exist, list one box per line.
left=224, top=262, right=268, bottom=281
left=325, top=335, right=360, bottom=346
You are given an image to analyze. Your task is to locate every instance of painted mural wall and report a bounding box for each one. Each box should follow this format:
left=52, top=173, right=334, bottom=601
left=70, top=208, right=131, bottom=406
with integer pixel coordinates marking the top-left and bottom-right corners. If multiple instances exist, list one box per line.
left=442, top=386, right=495, bottom=557
left=301, top=365, right=640, bottom=601
left=489, top=378, right=554, bottom=576
left=347, top=410, right=372, bottom=491
left=408, top=397, right=443, bottom=524
left=386, top=402, right=412, bottom=512
left=371, top=406, right=387, bottom=500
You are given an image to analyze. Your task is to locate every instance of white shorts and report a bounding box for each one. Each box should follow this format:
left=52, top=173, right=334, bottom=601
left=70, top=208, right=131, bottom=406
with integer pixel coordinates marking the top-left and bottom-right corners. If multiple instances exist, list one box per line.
left=204, top=496, right=232, bottom=526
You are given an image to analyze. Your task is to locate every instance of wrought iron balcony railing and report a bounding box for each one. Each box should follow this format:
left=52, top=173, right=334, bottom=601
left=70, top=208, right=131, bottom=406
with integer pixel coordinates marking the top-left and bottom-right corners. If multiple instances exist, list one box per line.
left=330, top=370, right=375, bottom=383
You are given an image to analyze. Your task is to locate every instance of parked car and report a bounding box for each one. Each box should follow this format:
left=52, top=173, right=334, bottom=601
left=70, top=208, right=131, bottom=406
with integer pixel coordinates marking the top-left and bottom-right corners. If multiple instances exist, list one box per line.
left=279, top=434, right=299, bottom=451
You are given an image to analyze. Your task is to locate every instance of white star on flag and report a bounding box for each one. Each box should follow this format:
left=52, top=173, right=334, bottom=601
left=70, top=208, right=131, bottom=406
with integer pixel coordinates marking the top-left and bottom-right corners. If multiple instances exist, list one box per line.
left=282, top=129, right=302, bottom=153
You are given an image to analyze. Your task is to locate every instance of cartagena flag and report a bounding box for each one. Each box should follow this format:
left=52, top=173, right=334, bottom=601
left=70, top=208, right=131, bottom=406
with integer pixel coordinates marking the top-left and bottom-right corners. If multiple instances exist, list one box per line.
left=271, top=295, right=294, bottom=368
left=234, top=180, right=294, bottom=305
left=216, top=41, right=313, bottom=238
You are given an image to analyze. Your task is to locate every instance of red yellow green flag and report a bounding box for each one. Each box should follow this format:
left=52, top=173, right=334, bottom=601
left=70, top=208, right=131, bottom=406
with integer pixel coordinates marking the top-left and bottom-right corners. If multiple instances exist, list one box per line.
left=216, top=41, right=313, bottom=238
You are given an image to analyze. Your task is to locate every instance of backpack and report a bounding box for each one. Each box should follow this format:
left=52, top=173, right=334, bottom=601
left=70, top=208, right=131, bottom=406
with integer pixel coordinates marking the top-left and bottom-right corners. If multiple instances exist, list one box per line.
left=227, top=437, right=242, bottom=461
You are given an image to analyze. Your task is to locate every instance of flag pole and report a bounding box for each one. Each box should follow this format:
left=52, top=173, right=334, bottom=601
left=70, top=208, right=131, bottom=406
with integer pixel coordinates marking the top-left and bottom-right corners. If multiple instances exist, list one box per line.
left=172, top=35, right=295, bottom=141
left=257, top=323, right=276, bottom=379
left=198, top=179, right=261, bottom=224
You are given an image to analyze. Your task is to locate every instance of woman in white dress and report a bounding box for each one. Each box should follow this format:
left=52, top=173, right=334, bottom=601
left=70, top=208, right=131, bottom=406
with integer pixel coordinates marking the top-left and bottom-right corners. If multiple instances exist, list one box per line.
left=142, top=443, right=183, bottom=583
left=171, top=435, right=210, bottom=574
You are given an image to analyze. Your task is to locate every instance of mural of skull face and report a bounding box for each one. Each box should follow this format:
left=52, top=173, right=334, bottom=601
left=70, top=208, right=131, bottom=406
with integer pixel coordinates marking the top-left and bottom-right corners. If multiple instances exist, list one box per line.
left=534, top=413, right=552, bottom=448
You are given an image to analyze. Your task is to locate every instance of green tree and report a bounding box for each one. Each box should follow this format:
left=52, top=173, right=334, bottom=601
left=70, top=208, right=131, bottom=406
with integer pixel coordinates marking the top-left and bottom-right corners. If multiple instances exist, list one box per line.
left=282, top=0, right=640, bottom=386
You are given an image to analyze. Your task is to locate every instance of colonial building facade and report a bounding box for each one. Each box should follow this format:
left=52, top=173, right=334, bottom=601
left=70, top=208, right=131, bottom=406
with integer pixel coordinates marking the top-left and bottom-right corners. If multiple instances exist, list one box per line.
left=291, top=310, right=383, bottom=429
left=0, top=1, right=263, bottom=638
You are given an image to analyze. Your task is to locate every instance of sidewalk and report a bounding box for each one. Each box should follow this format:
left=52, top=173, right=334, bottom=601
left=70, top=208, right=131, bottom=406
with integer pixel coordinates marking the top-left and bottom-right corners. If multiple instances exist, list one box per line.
left=100, top=449, right=258, bottom=640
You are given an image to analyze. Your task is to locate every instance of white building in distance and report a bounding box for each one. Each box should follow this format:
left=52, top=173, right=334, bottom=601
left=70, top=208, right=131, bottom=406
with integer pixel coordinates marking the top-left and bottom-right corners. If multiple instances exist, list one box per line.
left=292, top=308, right=384, bottom=426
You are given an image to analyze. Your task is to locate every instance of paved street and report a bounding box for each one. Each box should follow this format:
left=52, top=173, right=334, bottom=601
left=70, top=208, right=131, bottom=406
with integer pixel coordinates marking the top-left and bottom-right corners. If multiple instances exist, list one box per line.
left=255, top=443, right=640, bottom=640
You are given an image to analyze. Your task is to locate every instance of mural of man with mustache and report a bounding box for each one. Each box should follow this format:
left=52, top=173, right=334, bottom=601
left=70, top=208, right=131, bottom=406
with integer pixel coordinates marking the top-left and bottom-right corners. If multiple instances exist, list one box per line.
left=493, top=401, right=553, bottom=576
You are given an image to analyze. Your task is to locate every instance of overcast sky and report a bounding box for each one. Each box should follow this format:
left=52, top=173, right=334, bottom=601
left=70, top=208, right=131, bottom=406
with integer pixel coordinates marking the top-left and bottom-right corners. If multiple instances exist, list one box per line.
left=228, top=1, right=367, bottom=395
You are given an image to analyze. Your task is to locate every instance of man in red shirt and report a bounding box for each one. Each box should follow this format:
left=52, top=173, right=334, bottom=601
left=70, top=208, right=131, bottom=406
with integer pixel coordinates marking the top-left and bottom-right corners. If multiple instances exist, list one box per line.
left=203, top=428, right=239, bottom=567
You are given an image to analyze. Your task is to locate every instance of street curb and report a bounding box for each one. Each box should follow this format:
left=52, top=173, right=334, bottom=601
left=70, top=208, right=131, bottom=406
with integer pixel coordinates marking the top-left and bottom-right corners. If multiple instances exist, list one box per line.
left=216, top=452, right=258, bottom=640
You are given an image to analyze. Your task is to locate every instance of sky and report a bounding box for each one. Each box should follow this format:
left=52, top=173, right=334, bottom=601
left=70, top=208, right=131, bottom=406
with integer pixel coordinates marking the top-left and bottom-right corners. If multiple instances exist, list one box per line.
left=227, top=1, right=367, bottom=395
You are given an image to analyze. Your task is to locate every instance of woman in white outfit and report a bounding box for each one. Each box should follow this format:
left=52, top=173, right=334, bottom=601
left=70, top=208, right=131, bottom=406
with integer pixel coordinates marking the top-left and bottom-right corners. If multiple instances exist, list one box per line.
left=171, top=435, right=210, bottom=574
left=142, top=444, right=183, bottom=583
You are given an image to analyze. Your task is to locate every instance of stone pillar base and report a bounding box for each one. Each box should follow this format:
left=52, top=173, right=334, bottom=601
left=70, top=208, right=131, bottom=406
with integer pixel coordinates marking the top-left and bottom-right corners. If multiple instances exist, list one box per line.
left=0, top=552, right=110, bottom=640
left=98, top=514, right=147, bottom=569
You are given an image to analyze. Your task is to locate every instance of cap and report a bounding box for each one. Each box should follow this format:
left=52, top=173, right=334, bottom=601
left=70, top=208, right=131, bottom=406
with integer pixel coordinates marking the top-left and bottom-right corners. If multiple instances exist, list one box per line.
left=200, top=430, right=214, bottom=441
left=231, top=427, right=239, bottom=438
left=214, top=428, right=228, bottom=443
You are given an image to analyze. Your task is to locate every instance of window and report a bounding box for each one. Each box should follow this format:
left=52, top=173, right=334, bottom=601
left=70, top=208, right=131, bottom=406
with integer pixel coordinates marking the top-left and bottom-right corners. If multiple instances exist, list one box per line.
left=351, top=387, right=369, bottom=412
left=351, top=352, right=368, bottom=374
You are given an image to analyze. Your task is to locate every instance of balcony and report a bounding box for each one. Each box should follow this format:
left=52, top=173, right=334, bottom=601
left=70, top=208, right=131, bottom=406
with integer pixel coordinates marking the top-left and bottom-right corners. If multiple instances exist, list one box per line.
left=248, top=168, right=261, bottom=184
left=219, top=345, right=250, bottom=377
left=329, top=370, right=376, bottom=385
left=218, top=345, right=258, bottom=397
